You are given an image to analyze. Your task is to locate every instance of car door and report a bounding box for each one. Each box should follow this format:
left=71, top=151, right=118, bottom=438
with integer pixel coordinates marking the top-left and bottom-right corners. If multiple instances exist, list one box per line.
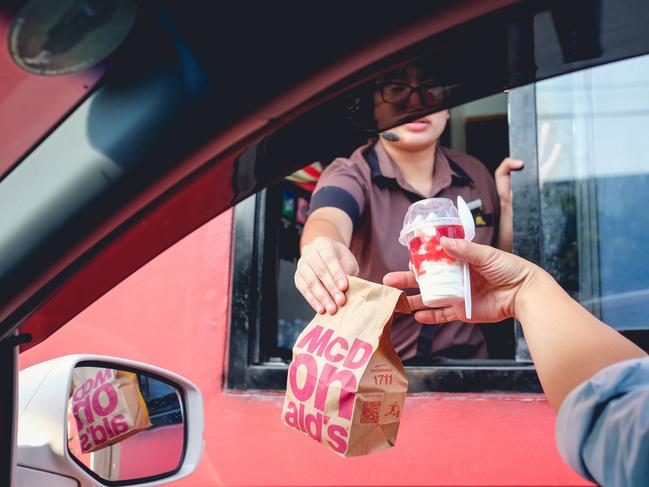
left=0, top=2, right=523, bottom=483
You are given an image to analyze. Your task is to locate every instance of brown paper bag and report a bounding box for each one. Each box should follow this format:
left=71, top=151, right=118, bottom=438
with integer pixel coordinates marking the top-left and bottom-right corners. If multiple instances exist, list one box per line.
left=69, top=367, right=152, bottom=453
left=281, top=276, right=410, bottom=457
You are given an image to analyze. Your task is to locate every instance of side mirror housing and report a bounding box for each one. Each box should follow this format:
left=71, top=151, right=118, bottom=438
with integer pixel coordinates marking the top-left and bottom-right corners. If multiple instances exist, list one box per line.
left=17, top=355, right=204, bottom=486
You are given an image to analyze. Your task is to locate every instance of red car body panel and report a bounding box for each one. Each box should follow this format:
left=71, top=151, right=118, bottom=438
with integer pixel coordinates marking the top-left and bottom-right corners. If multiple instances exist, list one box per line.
left=20, top=212, right=590, bottom=486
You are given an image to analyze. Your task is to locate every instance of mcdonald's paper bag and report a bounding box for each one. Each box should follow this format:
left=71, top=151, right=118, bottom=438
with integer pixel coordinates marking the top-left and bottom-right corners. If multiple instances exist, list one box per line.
left=281, top=276, right=410, bottom=457
left=69, top=367, right=152, bottom=453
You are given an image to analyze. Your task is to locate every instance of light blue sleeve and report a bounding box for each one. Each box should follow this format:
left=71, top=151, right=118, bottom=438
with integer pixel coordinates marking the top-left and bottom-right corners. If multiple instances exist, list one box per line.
left=556, top=357, right=649, bottom=486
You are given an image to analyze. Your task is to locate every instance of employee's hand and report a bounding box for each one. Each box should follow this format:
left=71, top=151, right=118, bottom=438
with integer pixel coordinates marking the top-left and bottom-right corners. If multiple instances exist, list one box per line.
left=495, top=157, right=524, bottom=206
left=383, top=237, right=541, bottom=324
left=295, top=236, right=359, bottom=315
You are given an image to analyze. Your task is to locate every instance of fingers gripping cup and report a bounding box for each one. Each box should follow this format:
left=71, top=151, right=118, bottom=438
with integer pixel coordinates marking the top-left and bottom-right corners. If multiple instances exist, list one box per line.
left=399, top=198, right=469, bottom=310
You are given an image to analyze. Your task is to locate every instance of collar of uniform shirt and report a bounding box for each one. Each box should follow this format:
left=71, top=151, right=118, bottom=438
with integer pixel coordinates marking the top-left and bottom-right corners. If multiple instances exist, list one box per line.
left=364, top=141, right=473, bottom=200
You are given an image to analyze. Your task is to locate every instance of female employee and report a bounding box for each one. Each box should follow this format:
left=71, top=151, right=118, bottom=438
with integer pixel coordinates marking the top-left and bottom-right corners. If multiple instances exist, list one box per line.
left=294, top=61, right=522, bottom=360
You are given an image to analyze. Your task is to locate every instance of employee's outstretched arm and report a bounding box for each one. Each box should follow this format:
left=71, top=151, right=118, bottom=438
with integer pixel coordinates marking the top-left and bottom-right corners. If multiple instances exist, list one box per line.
left=295, top=207, right=359, bottom=315
left=384, top=238, right=646, bottom=410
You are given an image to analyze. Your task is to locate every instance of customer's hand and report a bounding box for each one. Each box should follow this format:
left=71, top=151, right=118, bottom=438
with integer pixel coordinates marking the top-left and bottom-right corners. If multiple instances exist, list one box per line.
left=384, top=237, right=540, bottom=324
left=295, top=236, right=359, bottom=315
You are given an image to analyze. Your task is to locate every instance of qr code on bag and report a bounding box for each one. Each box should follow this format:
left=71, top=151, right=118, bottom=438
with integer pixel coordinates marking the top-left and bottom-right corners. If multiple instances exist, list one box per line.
left=360, top=400, right=382, bottom=423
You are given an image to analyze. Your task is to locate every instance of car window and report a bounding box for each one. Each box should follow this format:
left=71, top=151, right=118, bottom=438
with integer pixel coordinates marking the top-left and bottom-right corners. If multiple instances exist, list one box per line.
left=536, top=53, right=649, bottom=334
left=9, top=0, right=649, bottom=355
left=228, top=91, right=540, bottom=392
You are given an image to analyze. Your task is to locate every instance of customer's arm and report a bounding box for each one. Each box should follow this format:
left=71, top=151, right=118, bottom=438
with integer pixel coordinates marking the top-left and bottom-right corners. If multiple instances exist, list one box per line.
left=513, top=264, right=646, bottom=410
left=384, top=238, right=646, bottom=410
left=385, top=239, right=648, bottom=485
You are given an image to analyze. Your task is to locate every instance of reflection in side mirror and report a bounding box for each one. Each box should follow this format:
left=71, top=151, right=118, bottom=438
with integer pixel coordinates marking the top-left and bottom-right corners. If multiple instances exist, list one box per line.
left=67, top=365, right=185, bottom=483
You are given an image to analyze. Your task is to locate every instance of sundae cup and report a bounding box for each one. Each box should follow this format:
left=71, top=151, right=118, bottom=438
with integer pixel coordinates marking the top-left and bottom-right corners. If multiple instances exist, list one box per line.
left=399, top=198, right=467, bottom=308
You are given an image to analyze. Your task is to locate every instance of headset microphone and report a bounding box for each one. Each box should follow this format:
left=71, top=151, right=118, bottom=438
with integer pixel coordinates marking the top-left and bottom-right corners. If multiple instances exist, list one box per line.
left=380, top=132, right=400, bottom=142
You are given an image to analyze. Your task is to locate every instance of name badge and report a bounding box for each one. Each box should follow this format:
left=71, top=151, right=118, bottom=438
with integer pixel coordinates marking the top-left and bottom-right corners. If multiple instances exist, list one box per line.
left=473, top=212, right=494, bottom=227
left=470, top=207, right=493, bottom=228
left=465, top=198, right=493, bottom=226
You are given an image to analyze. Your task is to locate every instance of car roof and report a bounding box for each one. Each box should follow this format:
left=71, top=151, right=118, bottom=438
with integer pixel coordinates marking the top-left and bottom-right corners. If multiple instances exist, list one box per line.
left=2, top=0, right=649, bottom=349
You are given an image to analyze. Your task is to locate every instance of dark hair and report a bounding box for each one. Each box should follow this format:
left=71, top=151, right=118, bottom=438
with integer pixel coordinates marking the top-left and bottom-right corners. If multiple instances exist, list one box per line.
left=376, top=60, right=444, bottom=86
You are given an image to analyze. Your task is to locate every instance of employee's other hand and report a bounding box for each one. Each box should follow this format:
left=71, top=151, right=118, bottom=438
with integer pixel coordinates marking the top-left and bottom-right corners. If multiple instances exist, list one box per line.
left=495, top=157, right=524, bottom=206
left=295, top=236, right=359, bottom=315
left=383, top=237, right=541, bottom=324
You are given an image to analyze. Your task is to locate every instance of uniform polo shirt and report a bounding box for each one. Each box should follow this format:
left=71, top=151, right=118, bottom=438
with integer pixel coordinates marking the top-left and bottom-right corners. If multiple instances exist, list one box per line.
left=309, top=140, right=500, bottom=360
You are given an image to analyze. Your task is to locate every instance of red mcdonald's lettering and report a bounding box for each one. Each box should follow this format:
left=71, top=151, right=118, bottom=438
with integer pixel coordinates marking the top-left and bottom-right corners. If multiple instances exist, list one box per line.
left=92, top=383, right=119, bottom=416
left=343, top=338, right=373, bottom=369
left=73, top=378, right=94, bottom=402
left=288, top=353, right=318, bottom=401
left=296, top=326, right=334, bottom=356
left=93, top=368, right=114, bottom=388
left=72, top=395, right=94, bottom=430
left=111, top=414, right=129, bottom=435
left=89, top=423, right=107, bottom=446
left=313, top=363, right=356, bottom=420
left=327, top=424, right=348, bottom=454
left=324, top=337, right=348, bottom=363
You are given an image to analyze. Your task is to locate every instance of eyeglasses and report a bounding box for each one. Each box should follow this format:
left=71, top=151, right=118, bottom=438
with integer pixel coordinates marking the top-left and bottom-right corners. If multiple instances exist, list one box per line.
left=378, top=80, right=446, bottom=105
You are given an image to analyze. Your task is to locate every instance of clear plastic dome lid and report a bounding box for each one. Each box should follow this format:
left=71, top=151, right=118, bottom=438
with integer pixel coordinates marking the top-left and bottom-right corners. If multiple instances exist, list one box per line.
left=399, top=197, right=462, bottom=245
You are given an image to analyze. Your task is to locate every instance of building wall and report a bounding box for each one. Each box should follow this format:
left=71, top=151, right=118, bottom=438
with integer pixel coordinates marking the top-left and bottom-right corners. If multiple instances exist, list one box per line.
left=450, top=92, right=508, bottom=153
left=20, top=209, right=589, bottom=486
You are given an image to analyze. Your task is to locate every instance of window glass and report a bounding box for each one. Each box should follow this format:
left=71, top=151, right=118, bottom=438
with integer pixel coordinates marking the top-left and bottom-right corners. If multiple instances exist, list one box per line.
left=258, top=92, right=514, bottom=362
left=536, top=54, right=649, bottom=330
left=271, top=179, right=317, bottom=356
left=449, top=92, right=509, bottom=174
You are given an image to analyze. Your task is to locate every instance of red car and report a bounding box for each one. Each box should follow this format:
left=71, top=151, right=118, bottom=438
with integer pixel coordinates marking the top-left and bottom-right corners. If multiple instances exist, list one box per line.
left=3, top=0, right=649, bottom=485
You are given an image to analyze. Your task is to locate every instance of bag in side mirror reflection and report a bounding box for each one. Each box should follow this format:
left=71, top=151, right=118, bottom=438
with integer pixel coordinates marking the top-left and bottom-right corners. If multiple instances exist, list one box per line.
left=67, top=365, right=185, bottom=483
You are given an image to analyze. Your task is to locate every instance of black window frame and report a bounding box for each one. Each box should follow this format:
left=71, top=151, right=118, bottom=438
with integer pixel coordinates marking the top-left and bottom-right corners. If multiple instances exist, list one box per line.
left=527, top=60, right=649, bottom=347
left=227, top=87, right=542, bottom=392
left=225, top=0, right=649, bottom=392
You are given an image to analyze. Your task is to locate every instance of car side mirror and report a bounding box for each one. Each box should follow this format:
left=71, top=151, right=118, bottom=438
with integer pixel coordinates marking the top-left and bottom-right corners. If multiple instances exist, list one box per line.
left=17, top=355, right=204, bottom=486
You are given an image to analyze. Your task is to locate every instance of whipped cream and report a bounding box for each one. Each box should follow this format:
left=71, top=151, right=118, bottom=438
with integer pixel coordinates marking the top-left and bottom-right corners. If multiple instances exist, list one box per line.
left=414, top=260, right=464, bottom=307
